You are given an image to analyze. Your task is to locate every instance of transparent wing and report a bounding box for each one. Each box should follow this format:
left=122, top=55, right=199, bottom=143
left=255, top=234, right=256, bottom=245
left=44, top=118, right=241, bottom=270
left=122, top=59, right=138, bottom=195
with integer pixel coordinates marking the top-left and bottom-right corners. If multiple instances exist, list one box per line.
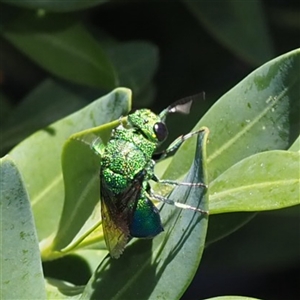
left=100, top=171, right=145, bottom=258
left=100, top=194, right=130, bottom=259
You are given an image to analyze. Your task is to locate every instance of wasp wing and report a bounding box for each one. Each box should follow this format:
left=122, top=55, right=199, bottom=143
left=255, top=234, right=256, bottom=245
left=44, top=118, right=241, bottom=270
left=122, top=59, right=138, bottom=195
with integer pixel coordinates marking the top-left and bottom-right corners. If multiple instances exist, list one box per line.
left=100, top=191, right=129, bottom=259
left=100, top=171, right=145, bottom=258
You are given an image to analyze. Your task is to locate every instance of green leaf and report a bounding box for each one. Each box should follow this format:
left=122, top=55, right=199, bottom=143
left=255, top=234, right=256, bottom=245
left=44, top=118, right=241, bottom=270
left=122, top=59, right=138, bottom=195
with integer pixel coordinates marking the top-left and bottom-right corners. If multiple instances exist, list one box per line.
left=45, top=278, right=83, bottom=299
left=272, top=7, right=300, bottom=30
left=49, top=119, right=120, bottom=253
left=0, top=78, right=91, bottom=153
left=0, top=91, right=12, bottom=126
left=289, top=135, right=300, bottom=152
left=97, top=37, right=158, bottom=107
left=134, top=82, right=157, bottom=107
left=80, top=128, right=209, bottom=299
left=184, top=0, right=274, bottom=65
left=209, top=150, right=300, bottom=213
left=9, top=88, right=131, bottom=244
left=1, top=0, right=107, bottom=12
left=207, top=207, right=300, bottom=270
left=163, top=48, right=299, bottom=245
left=0, top=156, right=46, bottom=300
left=164, top=49, right=300, bottom=184
left=106, top=41, right=159, bottom=99
left=205, top=296, right=261, bottom=300
left=2, top=12, right=116, bottom=89
left=74, top=249, right=108, bottom=273
left=205, top=212, right=257, bottom=246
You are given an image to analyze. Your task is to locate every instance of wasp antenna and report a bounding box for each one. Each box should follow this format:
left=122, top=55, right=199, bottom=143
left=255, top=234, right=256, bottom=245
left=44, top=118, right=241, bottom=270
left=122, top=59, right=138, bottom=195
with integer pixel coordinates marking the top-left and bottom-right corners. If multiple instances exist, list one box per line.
left=168, top=98, right=193, bottom=114
left=168, top=92, right=205, bottom=114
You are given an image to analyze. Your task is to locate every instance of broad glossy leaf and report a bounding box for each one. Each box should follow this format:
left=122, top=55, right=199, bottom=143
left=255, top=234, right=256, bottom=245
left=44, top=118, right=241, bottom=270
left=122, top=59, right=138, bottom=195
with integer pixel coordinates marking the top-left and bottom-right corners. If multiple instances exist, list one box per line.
left=0, top=91, right=11, bottom=126
left=74, top=249, right=108, bottom=273
left=44, top=249, right=108, bottom=297
left=206, top=207, right=300, bottom=270
left=205, top=212, right=257, bottom=246
left=1, top=0, right=107, bottom=12
left=1, top=78, right=91, bottom=153
left=205, top=296, right=260, bottom=300
left=206, top=151, right=300, bottom=246
left=184, top=0, right=274, bottom=65
left=9, top=88, right=131, bottom=243
left=135, top=82, right=157, bottom=107
left=209, top=150, right=300, bottom=213
left=106, top=41, right=159, bottom=98
left=80, top=129, right=209, bottom=299
left=289, top=135, right=300, bottom=151
left=163, top=49, right=299, bottom=245
left=164, top=49, right=300, bottom=183
left=49, top=120, right=121, bottom=253
left=0, top=156, right=46, bottom=300
left=2, top=13, right=116, bottom=89
left=45, top=278, right=83, bottom=299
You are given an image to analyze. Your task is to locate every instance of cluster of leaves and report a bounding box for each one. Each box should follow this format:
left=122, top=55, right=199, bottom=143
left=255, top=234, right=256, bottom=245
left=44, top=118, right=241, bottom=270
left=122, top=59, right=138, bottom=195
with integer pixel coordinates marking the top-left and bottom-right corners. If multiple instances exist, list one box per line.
left=0, top=3, right=159, bottom=155
left=2, top=50, right=300, bottom=299
left=1, top=1, right=299, bottom=299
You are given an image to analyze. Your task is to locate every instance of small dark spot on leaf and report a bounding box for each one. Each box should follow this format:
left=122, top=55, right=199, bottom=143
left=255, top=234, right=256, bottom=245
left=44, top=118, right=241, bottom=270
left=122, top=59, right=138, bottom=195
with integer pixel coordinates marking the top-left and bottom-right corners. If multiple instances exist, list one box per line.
left=43, top=126, right=56, bottom=135
left=20, top=231, right=25, bottom=239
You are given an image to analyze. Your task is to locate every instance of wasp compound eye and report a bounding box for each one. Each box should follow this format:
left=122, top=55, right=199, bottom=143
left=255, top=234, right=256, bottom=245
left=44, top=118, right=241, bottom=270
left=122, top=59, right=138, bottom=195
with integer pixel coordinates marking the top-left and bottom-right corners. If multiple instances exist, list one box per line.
left=154, top=122, right=168, bottom=142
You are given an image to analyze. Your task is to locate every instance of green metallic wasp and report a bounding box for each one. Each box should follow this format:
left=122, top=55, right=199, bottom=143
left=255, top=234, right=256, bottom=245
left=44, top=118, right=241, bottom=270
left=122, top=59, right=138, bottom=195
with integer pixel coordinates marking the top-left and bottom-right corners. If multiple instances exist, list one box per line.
left=92, top=97, right=208, bottom=258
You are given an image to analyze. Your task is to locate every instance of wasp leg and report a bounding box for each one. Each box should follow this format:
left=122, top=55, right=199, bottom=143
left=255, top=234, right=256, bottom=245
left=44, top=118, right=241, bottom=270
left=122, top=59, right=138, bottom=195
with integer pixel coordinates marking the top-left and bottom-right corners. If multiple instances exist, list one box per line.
left=91, top=137, right=106, bottom=156
left=152, top=174, right=207, bottom=188
left=153, top=129, right=206, bottom=161
left=146, top=191, right=208, bottom=215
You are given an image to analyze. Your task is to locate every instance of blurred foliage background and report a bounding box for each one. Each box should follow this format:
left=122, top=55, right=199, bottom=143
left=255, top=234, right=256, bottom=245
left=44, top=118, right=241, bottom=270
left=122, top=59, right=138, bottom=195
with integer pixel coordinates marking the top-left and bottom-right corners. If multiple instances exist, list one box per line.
left=0, top=0, right=299, bottom=299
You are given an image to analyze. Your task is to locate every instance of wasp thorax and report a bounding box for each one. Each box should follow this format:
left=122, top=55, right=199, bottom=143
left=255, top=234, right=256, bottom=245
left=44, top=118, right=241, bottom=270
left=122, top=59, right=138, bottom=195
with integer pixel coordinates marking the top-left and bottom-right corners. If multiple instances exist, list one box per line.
left=127, top=109, right=166, bottom=143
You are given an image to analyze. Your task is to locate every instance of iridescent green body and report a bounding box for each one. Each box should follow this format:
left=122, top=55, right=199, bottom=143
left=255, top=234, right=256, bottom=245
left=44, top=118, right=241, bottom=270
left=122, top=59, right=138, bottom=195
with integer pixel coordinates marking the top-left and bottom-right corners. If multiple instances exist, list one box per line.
left=97, top=99, right=207, bottom=258
left=100, top=109, right=164, bottom=258
left=101, top=112, right=157, bottom=195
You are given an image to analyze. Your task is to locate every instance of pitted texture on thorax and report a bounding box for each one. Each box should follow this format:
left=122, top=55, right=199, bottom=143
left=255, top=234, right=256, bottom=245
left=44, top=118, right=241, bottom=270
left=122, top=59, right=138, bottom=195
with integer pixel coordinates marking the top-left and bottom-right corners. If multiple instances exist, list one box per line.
left=101, top=126, right=156, bottom=194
